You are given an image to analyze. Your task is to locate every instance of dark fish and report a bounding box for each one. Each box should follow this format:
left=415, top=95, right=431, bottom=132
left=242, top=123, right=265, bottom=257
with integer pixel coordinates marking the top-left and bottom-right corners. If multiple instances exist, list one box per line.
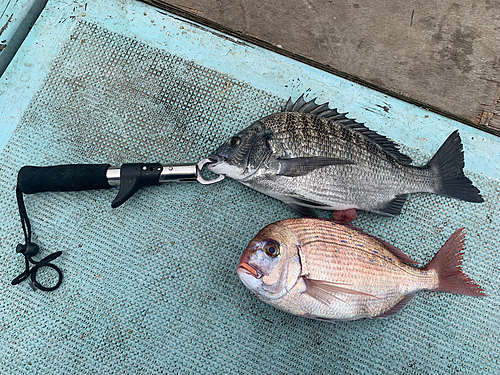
left=237, top=218, right=486, bottom=321
left=208, top=95, right=483, bottom=217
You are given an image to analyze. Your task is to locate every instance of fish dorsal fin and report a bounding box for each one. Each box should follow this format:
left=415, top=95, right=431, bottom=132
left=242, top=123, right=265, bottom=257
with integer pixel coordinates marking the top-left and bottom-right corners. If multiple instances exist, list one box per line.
left=371, top=236, right=418, bottom=265
left=338, top=220, right=419, bottom=265
left=312, top=218, right=419, bottom=265
left=282, top=95, right=413, bottom=165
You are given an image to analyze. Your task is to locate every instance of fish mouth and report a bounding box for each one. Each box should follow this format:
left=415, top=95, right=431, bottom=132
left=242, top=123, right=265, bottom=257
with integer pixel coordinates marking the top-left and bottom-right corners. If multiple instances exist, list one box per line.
left=206, top=154, right=230, bottom=176
left=207, top=154, right=226, bottom=164
left=237, top=262, right=262, bottom=279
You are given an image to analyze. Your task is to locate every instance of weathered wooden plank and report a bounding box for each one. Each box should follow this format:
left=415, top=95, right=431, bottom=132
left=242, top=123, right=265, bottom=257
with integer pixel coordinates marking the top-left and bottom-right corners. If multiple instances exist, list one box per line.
left=478, top=84, right=500, bottom=133
left=140, top=0, right=500, bottom=136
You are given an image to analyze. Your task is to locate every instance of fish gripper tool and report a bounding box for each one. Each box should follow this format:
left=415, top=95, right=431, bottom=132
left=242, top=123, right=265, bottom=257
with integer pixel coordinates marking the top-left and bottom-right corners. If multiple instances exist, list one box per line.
left=12, top=159, right=224, bottom=291
left=17, top=158, right=225, bottom=208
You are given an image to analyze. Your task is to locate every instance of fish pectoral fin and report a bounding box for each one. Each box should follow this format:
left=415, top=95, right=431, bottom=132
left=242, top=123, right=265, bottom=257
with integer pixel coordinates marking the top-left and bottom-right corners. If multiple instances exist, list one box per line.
left=374, top=294, right=415, bottom=319
left=303, top=277, right=379, bottom=305
left=277, top=157, right=355, bottom=177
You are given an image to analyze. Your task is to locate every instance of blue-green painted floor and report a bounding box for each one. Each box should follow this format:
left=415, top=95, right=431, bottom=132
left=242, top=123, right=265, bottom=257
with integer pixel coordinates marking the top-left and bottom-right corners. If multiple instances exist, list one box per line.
left=0, top=1, right=498, bottom=374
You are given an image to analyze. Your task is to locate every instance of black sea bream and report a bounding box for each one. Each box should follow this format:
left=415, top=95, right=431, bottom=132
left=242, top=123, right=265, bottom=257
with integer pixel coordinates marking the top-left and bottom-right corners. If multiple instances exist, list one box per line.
left=208, top=96, right=483, bottom=217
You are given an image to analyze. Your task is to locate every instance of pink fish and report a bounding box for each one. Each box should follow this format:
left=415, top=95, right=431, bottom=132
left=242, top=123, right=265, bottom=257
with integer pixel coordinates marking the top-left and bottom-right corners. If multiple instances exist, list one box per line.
left=237, top=218, right=485, bottom=321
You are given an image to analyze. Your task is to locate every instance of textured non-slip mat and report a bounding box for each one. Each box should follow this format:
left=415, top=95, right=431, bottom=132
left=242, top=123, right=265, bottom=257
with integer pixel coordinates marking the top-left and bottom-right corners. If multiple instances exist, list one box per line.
left=0, top=3, right=498, bottom=374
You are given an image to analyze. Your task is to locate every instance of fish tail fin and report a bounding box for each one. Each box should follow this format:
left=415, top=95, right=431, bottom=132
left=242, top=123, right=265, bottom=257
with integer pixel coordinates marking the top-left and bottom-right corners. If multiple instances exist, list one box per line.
left=427, top=130, right=483, bottom=203
left=423, top=228, right=486, bottom=296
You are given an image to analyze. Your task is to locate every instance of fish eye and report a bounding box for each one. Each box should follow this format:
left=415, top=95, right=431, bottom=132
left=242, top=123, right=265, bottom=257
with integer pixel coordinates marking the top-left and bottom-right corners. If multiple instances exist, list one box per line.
left=263, top=240, right=280, bottom=258
left=228, top=137, right=241, bottom=147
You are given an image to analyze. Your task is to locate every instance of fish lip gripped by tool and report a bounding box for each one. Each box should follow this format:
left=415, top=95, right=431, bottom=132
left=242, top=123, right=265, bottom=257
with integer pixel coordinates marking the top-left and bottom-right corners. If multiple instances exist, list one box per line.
left=196, top=158, right=226, bottom=185
left=207, top=154, right=226, bottom=166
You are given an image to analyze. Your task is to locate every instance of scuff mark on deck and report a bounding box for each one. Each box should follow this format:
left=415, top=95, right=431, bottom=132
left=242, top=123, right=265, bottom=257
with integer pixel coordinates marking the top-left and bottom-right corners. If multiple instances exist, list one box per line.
left=0, top=13, right=13, bottom=37
left=377, top=104, right=391, bottom=113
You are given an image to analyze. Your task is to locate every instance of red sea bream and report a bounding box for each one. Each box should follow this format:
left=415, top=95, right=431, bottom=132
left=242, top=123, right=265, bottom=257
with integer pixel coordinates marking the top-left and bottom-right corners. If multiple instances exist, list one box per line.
left=237, top=218, right=485, bottom=321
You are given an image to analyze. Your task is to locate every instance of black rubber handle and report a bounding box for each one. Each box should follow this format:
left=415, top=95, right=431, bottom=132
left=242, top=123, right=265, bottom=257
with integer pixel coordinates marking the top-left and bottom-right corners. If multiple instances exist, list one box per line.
left=18, top=164, right=112, bottom=194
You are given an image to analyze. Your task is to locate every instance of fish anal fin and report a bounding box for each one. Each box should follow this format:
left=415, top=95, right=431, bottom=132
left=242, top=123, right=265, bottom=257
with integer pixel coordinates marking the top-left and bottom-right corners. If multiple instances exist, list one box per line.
left=375, top=295, right=414, bottom=318
left=375, top=194, right=408, bottom=217
left=303, top=277, right=379, bottom=305
left=278, top=157, right=354, bottom=177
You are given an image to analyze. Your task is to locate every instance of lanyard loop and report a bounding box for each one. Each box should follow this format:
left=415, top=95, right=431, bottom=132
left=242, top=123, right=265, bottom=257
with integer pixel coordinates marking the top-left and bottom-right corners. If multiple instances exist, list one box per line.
left=12, top=186, right=63, bottom=291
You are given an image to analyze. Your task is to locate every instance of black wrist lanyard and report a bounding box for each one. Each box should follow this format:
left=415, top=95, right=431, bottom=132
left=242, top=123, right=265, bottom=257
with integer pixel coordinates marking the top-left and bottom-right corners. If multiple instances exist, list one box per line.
left=12, top=185, right=63, bottom=291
